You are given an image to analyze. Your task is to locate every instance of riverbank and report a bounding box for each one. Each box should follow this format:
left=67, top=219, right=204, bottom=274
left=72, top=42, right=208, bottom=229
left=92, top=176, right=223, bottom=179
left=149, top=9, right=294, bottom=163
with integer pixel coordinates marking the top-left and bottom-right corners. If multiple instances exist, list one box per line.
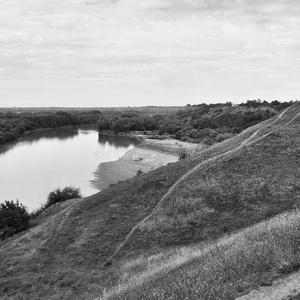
left=0, top=127, right=140, bottom=211
left=90, top=138, right=203, bottom=190
left=137, top=138, right=206, bottom=156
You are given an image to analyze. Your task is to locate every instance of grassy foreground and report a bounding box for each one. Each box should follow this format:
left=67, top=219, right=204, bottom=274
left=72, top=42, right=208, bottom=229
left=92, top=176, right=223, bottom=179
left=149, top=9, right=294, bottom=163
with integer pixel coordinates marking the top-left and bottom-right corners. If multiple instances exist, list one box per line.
left=1, top=103, right=300, bottom=299
left=101, top=209, right=300, bottom=299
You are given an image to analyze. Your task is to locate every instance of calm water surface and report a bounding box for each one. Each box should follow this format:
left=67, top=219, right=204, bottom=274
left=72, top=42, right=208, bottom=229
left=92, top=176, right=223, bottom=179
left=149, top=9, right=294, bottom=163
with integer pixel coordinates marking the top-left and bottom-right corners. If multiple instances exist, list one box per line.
left=0, top=127, right=139, bottom=211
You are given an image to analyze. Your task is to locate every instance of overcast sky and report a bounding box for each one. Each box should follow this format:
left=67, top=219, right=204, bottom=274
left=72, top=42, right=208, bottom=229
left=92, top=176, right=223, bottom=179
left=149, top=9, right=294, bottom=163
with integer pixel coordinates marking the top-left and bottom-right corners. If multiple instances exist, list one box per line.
left=0, top=0, right=299, bottom=107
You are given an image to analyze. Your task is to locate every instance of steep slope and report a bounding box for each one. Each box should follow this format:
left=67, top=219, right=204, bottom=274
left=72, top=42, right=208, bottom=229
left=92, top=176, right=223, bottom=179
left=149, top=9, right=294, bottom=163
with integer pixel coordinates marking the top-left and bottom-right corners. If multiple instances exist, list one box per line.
left=103, top=103, right=300, bottom=299
left=112, top=104, right=300, bottom=259
left=106, top=208, right=300, bottom=300
left=1, top=103, right=300, bottom=300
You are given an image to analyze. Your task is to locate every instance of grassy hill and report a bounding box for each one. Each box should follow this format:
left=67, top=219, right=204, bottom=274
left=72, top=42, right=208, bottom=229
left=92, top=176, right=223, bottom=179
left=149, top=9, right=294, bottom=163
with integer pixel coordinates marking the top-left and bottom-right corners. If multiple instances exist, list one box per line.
left=1, top=103, right=300, bottom=299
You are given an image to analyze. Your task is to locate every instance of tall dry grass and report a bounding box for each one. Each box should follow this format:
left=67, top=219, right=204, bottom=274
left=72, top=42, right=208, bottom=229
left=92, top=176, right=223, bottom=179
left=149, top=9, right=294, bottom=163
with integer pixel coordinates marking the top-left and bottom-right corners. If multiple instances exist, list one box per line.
left=100, top=208, right=300, bottom=300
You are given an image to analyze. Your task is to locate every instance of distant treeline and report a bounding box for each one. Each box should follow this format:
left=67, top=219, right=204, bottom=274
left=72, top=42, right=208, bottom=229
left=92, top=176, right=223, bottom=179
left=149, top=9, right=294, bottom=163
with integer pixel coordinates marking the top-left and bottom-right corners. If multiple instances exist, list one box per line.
left=0, top=110, right=102, bottom=144
left=97, top=100, right=295, bottom=145
left=0, top=100, right=295, bottom=146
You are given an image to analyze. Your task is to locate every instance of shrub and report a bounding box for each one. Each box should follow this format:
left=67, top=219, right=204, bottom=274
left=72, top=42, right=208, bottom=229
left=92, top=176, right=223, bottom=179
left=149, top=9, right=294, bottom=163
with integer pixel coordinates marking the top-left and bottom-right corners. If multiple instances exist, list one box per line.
left=0, top=200, right=30, bottom=240
left=179, top=149, right=187, bottom=160
left=30, top=204, right=47, bottom=219
left=136, top=169, right=144, bottom=176
left=46, top=186, right=81, bottom=208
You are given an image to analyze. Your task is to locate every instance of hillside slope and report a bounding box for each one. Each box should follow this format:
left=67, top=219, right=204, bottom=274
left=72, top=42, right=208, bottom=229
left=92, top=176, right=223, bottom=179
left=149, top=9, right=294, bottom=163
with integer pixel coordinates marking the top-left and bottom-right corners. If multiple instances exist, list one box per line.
left=101, top=103, right=300, bottom=300
left=115, top=104, right=300, bottom=258
left=1, top=103, right=300, bottom=300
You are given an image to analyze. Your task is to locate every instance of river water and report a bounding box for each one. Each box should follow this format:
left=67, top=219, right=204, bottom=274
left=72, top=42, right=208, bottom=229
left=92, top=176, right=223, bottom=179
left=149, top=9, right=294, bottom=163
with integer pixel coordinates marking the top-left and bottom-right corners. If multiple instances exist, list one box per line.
left=0, top=127, right=139, bottom=211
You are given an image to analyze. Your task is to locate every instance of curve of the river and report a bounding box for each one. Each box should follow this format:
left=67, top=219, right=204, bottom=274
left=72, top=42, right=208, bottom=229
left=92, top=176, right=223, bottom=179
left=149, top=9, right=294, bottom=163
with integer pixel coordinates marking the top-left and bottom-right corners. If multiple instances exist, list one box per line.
left=0, top=126, right=139, bottom=211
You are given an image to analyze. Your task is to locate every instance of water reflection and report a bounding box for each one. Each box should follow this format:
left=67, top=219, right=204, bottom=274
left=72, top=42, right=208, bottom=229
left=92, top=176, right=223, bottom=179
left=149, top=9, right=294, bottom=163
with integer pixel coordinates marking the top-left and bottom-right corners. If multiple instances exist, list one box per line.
left=0, top=127, right=79, bottom=156
left=24, top=127, right=79, bottom=141
left=0, top=127, right=138, bottom=211
left=98, top=133, right=140, bottom=148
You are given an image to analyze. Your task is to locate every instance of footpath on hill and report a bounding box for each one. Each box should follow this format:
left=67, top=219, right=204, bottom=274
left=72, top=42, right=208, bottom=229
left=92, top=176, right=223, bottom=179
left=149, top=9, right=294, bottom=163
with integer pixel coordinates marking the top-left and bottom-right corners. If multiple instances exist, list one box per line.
left=236, top=270, right=300, bottom=300
left=106, top=104, right=298, bottom=262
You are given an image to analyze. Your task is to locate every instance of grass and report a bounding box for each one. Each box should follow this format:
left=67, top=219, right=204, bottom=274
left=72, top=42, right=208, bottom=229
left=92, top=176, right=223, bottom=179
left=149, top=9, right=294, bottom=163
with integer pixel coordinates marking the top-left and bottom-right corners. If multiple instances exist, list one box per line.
left=1, top=104, right=300, bottom=299
left=102, top=209, right=300, bottom=299
left=0, top=156, right=201, bottom=299
left=115, top=104, right=300, bottom=258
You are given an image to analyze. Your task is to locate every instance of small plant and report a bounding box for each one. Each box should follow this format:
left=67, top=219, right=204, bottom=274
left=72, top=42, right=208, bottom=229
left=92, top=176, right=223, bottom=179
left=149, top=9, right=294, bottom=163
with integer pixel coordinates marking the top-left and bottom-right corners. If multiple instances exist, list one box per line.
left=136, top=169, right=144, bottom=176
left=179, top=149, right=187, bottom=160
left=46, top=186, right=81, bottom=208
left=0, top=200, right=30, bottom=240
left=30, top=204, right=47, bottom=219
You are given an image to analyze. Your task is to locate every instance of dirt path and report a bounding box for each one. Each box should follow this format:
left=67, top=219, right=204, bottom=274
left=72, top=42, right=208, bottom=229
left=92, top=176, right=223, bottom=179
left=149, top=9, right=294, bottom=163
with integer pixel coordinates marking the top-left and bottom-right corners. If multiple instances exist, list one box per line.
left=42, top=193, right=98, bottom=247
left=236, top=270, right=300, bottom=300
left=106, top=105, right=297, bottom=263
left=43, top=200, right=80, bottom=246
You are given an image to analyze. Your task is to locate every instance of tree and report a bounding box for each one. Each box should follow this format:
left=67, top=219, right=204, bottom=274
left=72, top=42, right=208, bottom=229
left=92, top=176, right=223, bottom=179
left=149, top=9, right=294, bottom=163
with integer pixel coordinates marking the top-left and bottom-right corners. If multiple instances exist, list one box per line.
left=179, top=149, right=187, bottom=160
left=46, top=186, right=81, bottom=208
left=0, top=200, right=30, bottom=240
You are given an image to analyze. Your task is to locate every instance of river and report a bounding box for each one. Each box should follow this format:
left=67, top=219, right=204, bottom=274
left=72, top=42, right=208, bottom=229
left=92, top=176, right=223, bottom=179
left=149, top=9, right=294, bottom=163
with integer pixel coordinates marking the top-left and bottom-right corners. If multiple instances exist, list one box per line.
left=0, top=126, right=140, bottom=211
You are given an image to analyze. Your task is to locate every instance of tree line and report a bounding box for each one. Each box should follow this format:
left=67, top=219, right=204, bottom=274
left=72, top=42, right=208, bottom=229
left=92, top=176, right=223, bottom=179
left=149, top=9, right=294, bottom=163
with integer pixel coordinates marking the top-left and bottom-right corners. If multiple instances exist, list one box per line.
left=0, top=110, right=102, bottom=144
left=97, top=100, right=295, bottom=145
left=0, top=100, right=295, bottom=146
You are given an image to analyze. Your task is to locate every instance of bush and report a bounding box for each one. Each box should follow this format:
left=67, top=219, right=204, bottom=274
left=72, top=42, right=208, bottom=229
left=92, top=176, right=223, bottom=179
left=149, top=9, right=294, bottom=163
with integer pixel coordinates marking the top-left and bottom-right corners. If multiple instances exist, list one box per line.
left=179, top=149, right=187, bottom=160
left=46, top=186, right=81, bottom=208
left=0, top=200, right=30, bottom=240
left=30, top=204, right=47, bottom=219
left=136, top=169, right=144, bottom=176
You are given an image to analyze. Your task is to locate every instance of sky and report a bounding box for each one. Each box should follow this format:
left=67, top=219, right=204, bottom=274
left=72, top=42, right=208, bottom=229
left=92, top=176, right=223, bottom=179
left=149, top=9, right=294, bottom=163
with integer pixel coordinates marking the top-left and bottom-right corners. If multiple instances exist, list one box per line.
left=0, top=0, right=299, bottom=107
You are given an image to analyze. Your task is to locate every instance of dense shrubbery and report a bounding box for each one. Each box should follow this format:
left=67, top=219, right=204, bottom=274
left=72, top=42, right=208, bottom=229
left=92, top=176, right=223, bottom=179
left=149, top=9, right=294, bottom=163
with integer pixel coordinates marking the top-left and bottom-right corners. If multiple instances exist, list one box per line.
left=98, top=113, right=159, bottom=133
left=97, top=100, right=296, bottom=146
left=45, top=186, right=82, bottom=208
left=0, top=187, right=81, bottom=240
left=0, top=200, right=30, bottom=240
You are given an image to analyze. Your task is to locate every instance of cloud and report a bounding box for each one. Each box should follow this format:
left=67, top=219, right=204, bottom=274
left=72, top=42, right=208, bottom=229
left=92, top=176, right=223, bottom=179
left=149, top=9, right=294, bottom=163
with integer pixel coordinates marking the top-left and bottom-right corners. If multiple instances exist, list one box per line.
left=0, top=0, right=299, bottom=106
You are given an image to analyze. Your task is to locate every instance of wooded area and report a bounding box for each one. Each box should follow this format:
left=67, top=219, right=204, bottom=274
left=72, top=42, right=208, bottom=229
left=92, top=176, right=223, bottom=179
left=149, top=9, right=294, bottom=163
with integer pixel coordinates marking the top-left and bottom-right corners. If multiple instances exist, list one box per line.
left=0, top=100, right=294, bottom=145
left=97, top=100, right=294, bottom=145
left=0, top=110, right=102, bottom=144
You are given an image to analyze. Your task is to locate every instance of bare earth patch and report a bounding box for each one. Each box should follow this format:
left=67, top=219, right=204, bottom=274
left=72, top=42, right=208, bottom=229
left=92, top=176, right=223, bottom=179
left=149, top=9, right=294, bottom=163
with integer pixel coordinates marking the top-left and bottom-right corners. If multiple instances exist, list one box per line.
left=236, top=270, right=300, bottom=300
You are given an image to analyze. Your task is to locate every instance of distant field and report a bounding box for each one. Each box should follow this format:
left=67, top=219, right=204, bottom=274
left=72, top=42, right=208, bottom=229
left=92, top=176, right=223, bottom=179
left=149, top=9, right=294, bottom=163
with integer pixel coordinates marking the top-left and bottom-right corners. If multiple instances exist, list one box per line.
left=0, top=106, right=183, bottom=115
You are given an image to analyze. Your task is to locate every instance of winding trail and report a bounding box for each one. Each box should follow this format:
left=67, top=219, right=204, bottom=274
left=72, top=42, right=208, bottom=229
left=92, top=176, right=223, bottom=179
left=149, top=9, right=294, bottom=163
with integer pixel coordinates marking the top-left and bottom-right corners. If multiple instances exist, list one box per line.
left=43, top=193, right=98, bottom=247
left=43, top=201, right=79, bottom=246
left=106, top=105, right=299, bottom=263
